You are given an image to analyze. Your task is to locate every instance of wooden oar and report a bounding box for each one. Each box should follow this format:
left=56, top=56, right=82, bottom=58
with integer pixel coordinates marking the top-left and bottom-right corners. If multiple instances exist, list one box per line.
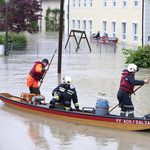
left=109, top=78, right=150, bottom=113
left=39, top=49, right=57, bottom=88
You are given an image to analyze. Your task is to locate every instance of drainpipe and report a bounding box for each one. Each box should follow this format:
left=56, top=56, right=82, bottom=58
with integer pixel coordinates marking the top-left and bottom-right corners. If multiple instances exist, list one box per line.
left=68, top=0, right=70, bottom=35
left=142, top=0, right=144, bottom=47
left=40, top=0, right=42, bottom=31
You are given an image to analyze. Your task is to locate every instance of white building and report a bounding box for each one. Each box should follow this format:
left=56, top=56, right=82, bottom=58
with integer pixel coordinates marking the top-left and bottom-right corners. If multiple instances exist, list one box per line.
left=64, top=0, right=150, bottom=46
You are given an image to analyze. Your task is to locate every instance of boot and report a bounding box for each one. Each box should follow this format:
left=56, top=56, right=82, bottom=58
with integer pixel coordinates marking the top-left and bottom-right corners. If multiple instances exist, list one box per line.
left=120, top=112, right=126, bottom=117
left=49, top=104, right=54, bottom=108
left=128, top=113, right=134, bottom=118
left=65, top=106, right=70, bottom=111
left=128, top=114, right=134, bottom=118
left=128, top=111, right=134, bottom=118
left=120, top=106, right=126, bottom=117
left=49, top=98, right=57, bottom=108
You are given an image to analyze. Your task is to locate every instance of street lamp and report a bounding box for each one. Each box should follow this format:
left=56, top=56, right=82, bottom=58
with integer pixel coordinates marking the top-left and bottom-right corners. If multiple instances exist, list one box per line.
left=5, top=0, right=9, bottom=56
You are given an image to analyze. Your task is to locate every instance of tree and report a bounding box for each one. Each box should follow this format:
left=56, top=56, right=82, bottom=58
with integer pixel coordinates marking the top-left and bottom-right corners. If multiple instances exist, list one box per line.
left=0, top=0, right=5, bottom=8
left=0, top=0, right=42, bottom=34
left=0, top=0, right=5, bottom=19
left=45, top=7, right=63, bottom=31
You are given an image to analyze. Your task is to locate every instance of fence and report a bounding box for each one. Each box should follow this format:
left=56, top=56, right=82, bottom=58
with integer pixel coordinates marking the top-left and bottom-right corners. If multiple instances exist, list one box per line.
left=99, top=42, right=116, bottom=53
left=6, top=41, right=117, bottom=55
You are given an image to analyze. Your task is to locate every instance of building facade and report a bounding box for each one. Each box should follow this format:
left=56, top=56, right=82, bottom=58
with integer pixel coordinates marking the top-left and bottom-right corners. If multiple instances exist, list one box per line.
left=40, top=0, right=60, bottom=32
left=64, top=0, right=150, bottom=46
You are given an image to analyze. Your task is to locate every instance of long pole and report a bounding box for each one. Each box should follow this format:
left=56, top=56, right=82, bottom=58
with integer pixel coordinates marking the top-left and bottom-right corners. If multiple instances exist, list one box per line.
left=39, top=49, right=57, bottom=88
left=58, top=0, right=64, bottom=74
left=5, top=0, right=9, bottom=56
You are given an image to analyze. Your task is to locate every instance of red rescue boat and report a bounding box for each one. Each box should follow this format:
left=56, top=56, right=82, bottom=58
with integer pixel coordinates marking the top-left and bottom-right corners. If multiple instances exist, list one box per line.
left=90, top=33, right=118, bottom=44
left=0, top=93, right=150, bottom=131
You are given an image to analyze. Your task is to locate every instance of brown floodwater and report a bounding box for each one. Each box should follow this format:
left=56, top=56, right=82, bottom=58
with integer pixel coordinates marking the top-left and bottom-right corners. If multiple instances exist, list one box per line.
left=0, top=31, right=150, bottom=150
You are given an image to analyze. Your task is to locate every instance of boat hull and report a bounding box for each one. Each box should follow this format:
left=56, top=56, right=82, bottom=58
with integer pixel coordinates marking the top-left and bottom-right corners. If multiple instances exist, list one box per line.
left=90, top=35, right=118, bottom=44
left=1, top=94, right=150, bottom=131
left=90, top=38, right=118, bottom=44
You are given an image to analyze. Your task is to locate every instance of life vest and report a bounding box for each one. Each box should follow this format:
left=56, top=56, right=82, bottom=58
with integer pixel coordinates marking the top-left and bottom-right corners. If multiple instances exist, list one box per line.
left=119, top=71, right=134, bottom=93
left=29, top=61, right=45, bottom=81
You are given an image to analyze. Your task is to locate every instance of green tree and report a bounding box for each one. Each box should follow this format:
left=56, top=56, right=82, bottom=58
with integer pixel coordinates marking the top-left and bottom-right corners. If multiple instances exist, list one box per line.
left=45, top=7, right=63, bottom=31
left=0, top=0, right=5, bottom=8
left=0, top=0, right=5, bottom=19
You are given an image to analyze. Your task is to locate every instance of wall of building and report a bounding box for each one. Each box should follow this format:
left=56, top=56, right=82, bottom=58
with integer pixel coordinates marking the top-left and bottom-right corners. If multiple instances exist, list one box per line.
left=41, top=0, right=60, bottom=32
left=144, top=0, right=150, bottom=45
left=67, top=0, right=144, bottom=46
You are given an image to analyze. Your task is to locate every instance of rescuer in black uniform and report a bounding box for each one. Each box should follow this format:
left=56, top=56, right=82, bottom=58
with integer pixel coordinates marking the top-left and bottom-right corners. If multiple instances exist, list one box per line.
left=117, top=64, right=149, bottom=118
left=49, top=76, right=79, bottom=111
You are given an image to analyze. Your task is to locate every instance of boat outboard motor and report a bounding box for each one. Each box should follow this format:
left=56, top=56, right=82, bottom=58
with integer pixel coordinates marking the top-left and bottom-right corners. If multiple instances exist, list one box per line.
left=31, top=95, right=44, bottom=104
left=95, top=99, right=109, bottom=115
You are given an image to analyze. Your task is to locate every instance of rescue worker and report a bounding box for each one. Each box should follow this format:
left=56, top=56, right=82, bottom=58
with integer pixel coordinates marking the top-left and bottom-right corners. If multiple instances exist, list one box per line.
left=95, top=31, right=100, bottom=39
left=117, top=64, right=149, bottom=118
left=27, top=59, right=49, bottom=94
left=49, top=76, right=79, bottom=111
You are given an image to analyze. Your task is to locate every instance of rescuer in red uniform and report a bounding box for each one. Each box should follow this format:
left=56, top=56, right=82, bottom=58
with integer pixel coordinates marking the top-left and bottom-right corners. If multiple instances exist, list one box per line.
left=27, top=59, right=49, bottom=94
left=117, top=64, right=149, bottom=118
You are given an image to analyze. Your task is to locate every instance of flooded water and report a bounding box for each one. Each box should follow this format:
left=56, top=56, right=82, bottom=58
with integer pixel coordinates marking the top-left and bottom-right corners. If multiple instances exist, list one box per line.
left=0, top=31, right=150, bottom=150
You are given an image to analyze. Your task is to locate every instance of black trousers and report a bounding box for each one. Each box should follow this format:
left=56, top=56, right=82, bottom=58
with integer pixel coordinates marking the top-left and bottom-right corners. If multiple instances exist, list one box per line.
left=117, top=90, right=134, bottom=111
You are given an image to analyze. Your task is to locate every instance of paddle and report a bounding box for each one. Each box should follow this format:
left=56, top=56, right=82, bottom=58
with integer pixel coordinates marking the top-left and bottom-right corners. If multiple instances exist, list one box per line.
left=39, top=49, right=57, bottom=88
left=109, top=78, right=150, bottom=113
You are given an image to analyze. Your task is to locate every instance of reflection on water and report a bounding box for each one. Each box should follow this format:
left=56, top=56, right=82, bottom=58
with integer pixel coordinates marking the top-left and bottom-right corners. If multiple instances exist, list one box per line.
left=0, top=31, right=150, bottom=150
left=0, top=104, right=150, bottom=150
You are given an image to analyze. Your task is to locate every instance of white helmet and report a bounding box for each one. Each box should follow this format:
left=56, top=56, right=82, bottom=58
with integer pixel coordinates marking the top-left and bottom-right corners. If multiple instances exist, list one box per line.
left=127, top=64, right=139, bottom=72
left=63, top=76, right=72, bottom=85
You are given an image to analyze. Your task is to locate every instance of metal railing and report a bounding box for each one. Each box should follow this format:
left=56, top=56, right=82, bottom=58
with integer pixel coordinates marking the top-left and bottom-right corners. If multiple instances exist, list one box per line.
left=6, top=41, right=117, bottom=55
left=100, top=42, right=116, bottom=53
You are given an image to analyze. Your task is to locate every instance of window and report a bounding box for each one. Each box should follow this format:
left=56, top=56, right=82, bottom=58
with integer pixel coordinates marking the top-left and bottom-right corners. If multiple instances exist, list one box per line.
left=89, top=20, right=92, bottom=36
left=72, top=0, right=75, bottom=8
left=133, top=23, right=138, bottom=42
left=122, top=0, right=127, bottom=7
left=148, top=36, right=150, bottom=41
left=133, top=0, right=138, bottom=7
left=112, top=0, right=117, bottom=7
left=78, top=0, right=81, bottom=8
left=77, top=20, right=80, bottom=30
left=83, top=0, right=87, bottom=8
left=103, top=21, right=107, bottom=35
left=122, top=22, right=126, bottom=40
left=89, top=0, right=93, bottom=8
left=135, top=0, right=138, bottom=6
left=83, top=20, right=86, bottom=31
left=112, top=22, right=116, bottom=38
left=123, top=0, right=127, bottom=6
left=103, top=0, right=107, bottom=7
left=72, top=20, right=75, bottom=29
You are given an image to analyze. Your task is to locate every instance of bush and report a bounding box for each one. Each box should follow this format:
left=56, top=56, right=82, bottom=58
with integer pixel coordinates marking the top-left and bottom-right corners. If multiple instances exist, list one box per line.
left=122, top=45, right=150, bottom=68
left=0, top=32, right=28, bottom=50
